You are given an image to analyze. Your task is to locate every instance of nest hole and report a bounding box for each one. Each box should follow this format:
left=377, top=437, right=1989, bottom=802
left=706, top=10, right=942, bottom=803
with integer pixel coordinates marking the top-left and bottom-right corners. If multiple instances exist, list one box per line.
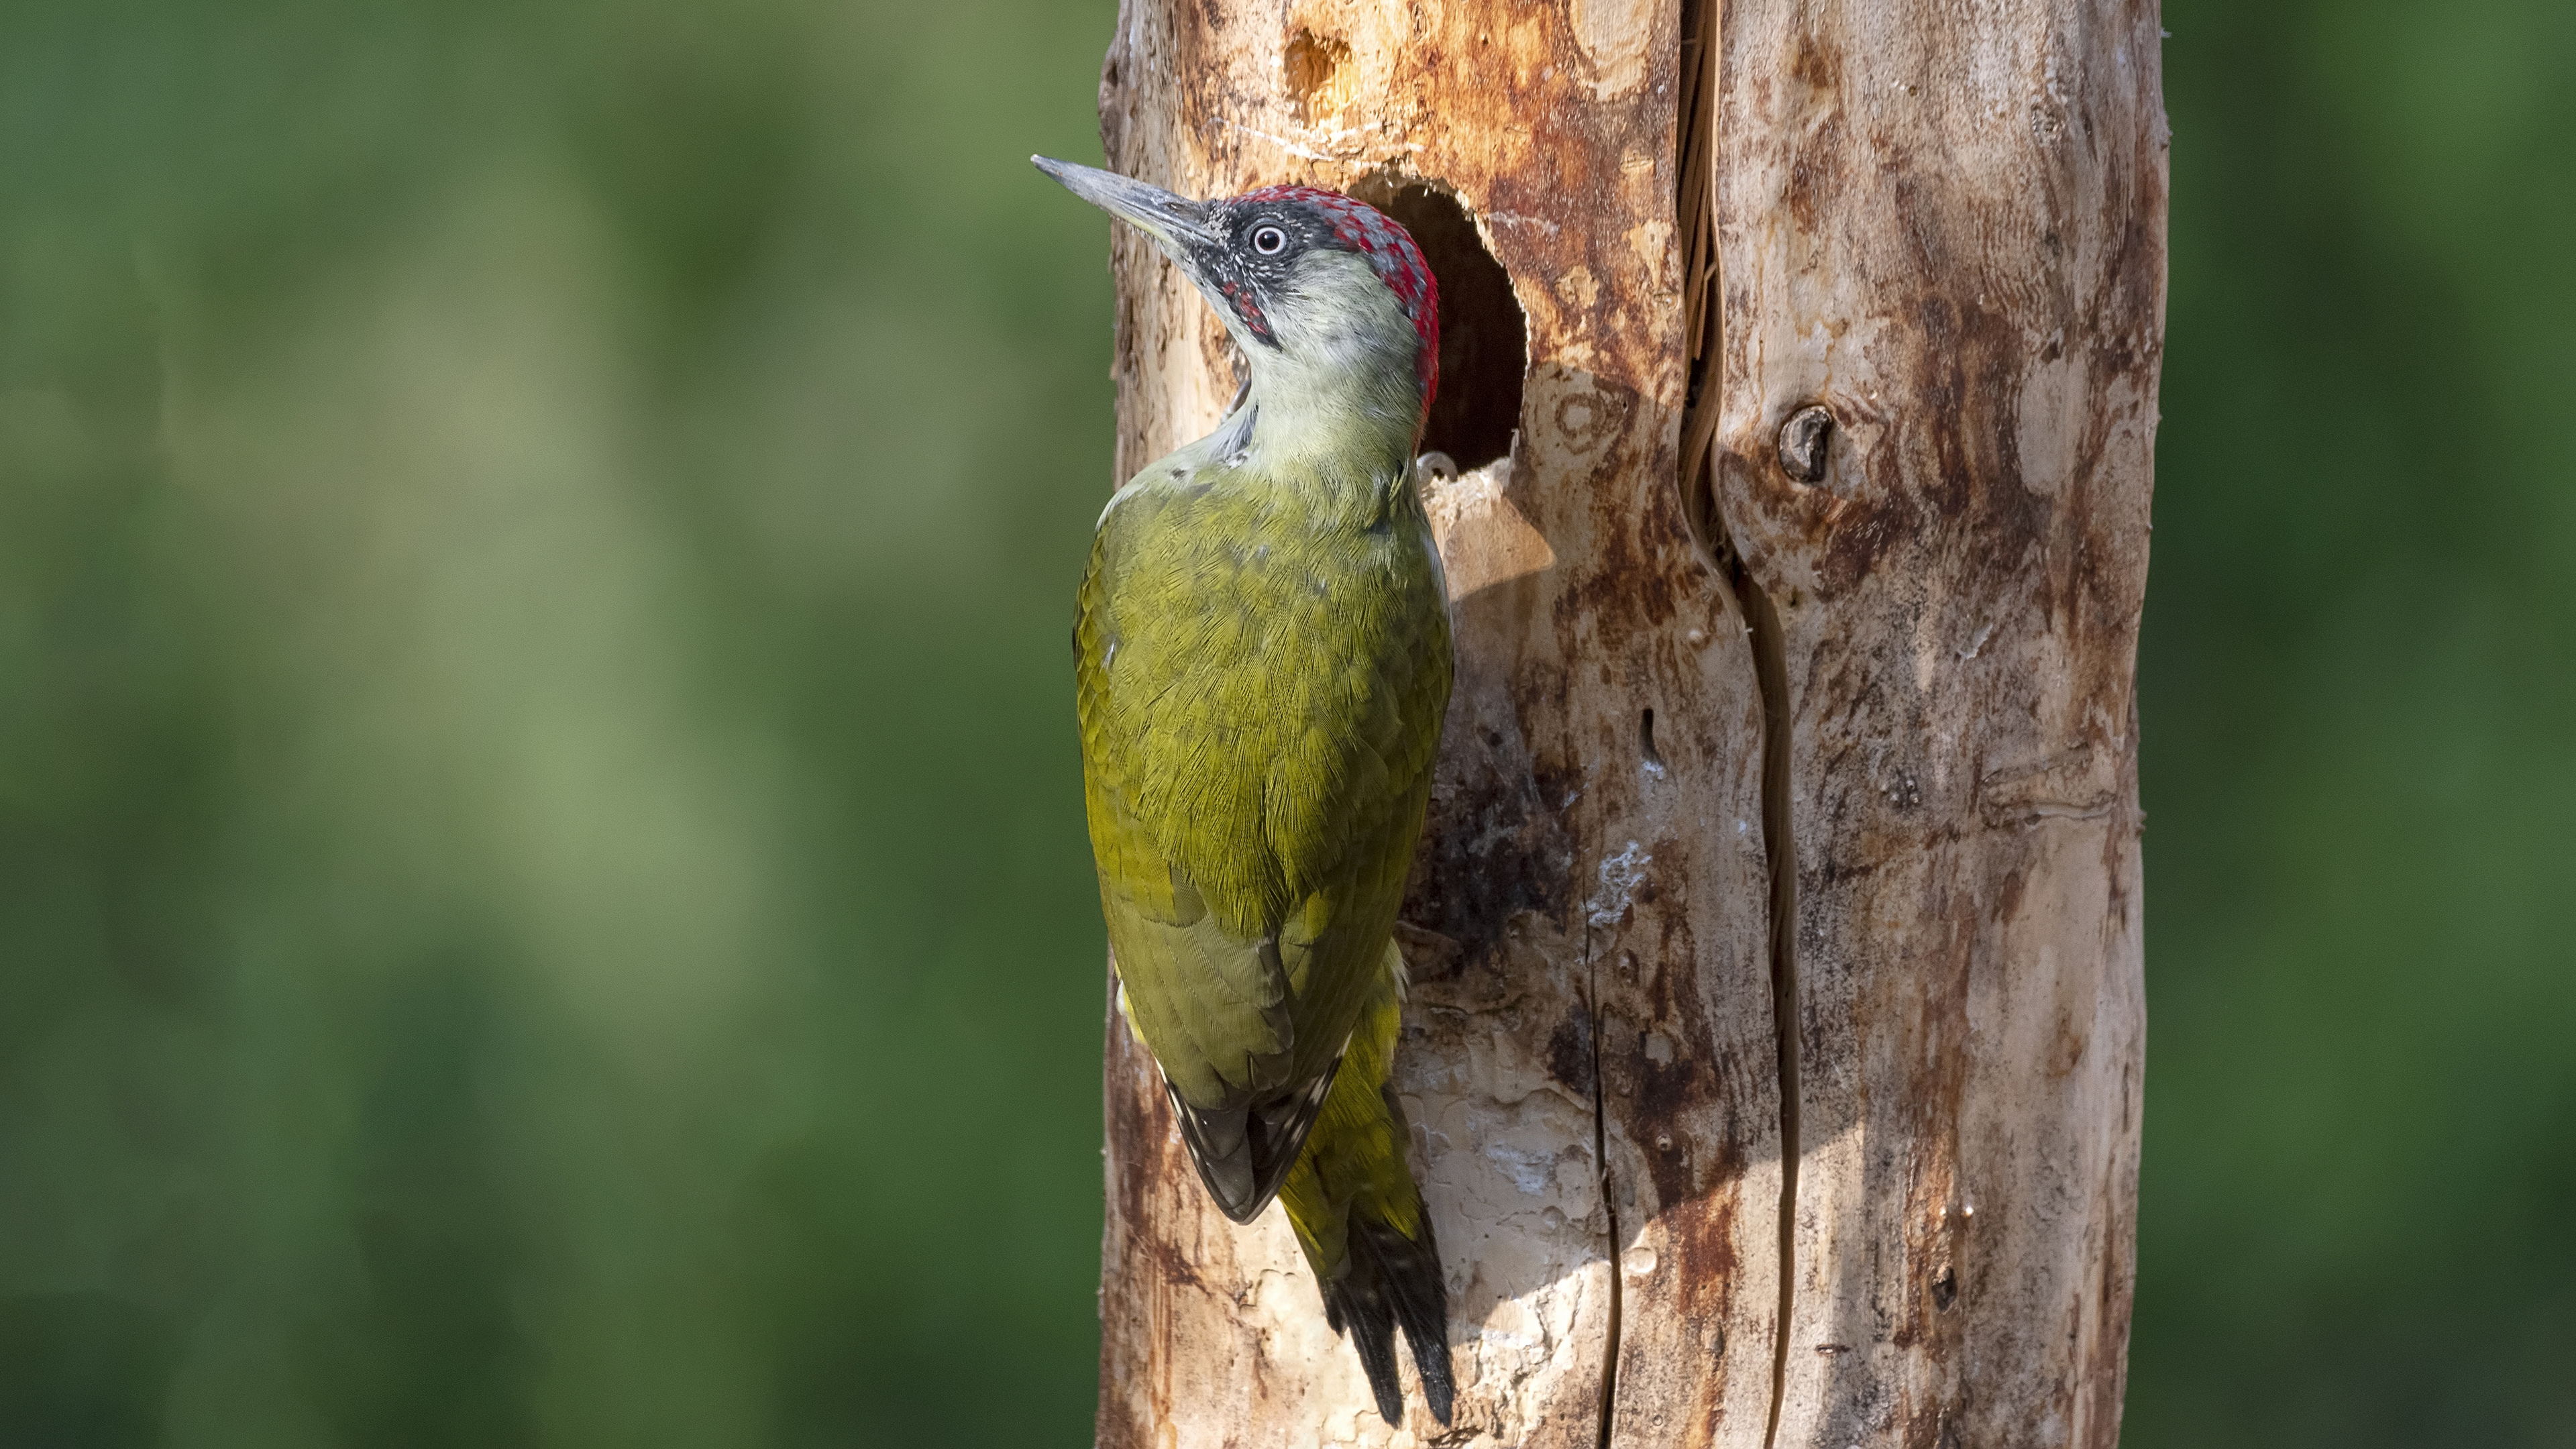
left=1354, top=179, right=1527, bottom=473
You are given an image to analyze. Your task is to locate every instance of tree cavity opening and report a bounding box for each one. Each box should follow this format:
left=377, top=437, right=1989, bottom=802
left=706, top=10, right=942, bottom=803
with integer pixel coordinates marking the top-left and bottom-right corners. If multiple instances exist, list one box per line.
left=1355, top=178, right=1527, bottom=474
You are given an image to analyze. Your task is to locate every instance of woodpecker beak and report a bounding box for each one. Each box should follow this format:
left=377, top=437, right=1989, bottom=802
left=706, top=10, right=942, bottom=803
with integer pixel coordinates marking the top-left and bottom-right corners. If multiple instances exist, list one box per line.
left=1033, top=156, right=1218, bottom=256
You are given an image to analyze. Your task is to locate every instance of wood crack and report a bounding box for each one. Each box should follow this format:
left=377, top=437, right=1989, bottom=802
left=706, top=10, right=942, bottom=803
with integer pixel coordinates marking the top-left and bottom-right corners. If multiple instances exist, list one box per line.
left=1727, top=556, right=1801, bottom=1449
left=1588, top=916, right=1622, bottom=1449
left=1676, top=1, right=1804, bottom=1444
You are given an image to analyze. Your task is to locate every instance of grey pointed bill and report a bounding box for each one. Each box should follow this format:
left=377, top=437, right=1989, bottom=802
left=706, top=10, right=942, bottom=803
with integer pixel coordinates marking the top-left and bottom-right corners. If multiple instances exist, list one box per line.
left=1032, top=156, right=1217, bottom=252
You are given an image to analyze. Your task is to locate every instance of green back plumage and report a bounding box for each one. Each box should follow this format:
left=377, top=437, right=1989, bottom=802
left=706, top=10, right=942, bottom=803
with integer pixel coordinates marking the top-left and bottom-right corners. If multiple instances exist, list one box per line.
left=1077, top=433, right=1451, bottom=1220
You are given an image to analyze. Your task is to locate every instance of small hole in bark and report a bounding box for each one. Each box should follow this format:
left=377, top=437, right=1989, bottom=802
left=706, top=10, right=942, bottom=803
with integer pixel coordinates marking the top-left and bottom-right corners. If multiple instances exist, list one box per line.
left=1354, top=177, right=1527, bottom=472
left=1640, top=708, right=1666, bottom=777
left=1283, top=29, right=1354, bottom=124
left=1931, top=1266, right=1957, bottom=1311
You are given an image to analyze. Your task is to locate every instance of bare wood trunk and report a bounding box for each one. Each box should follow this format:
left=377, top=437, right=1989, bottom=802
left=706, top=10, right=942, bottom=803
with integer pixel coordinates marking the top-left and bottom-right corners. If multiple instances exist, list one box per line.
left=1091, top=1, right=2163, bottom=1445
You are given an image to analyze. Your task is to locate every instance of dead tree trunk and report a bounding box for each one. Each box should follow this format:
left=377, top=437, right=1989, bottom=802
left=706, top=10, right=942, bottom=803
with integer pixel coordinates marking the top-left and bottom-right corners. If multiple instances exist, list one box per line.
left=1092, top=1, right=2163, bottom=1445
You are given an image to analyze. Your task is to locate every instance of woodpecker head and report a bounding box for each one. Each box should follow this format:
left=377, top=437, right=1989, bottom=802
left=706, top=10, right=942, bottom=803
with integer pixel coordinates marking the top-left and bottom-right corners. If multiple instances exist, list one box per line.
left=1036, top=157, right=1440, bottom=447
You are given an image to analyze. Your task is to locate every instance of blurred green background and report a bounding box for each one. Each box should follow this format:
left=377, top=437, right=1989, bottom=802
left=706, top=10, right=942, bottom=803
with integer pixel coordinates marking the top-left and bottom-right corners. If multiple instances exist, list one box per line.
left=1, top=0, right=2567, bottom=1444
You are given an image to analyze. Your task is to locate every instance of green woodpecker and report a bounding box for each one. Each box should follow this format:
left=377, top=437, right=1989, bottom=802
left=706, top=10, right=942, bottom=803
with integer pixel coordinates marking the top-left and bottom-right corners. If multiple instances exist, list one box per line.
left=1035, top=156, right=1456, bottom=1426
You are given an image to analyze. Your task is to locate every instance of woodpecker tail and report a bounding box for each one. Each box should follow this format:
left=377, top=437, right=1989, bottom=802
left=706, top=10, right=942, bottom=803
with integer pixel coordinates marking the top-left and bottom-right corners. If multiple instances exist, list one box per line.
left=1279, top=943, right=1454, bottom=1427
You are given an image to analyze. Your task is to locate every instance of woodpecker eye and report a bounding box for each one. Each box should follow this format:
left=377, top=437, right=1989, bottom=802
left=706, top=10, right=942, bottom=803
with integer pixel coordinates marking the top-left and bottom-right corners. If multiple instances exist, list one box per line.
left=1250, top=224, right=1289, bottom=257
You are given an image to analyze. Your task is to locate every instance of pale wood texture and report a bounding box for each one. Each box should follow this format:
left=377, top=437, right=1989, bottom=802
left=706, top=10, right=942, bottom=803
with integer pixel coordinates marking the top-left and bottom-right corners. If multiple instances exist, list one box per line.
left=1091, top=0, right=2163, bottom=1444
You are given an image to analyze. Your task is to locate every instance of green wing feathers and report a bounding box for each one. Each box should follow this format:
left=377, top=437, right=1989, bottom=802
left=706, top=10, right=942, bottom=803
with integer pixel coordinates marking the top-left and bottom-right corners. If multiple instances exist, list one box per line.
left=1077, top=459, right=1450, bottom=1222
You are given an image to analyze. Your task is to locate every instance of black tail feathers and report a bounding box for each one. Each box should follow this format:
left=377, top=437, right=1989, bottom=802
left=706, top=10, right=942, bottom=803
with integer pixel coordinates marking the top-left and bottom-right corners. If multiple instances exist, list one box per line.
left=1320, top=1212, right=1455, bottom=1427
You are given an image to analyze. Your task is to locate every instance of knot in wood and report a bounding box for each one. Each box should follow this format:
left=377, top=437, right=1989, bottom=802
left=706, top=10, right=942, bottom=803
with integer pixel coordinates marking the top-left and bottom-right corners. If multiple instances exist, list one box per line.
left=1776, top=404, right=1835, bottom=484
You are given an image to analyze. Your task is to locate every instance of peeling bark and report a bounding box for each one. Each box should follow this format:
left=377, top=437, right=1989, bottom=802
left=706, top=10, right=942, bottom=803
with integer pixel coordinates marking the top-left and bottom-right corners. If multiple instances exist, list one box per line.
left=1091, top=1, right=2162, bottom=1445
